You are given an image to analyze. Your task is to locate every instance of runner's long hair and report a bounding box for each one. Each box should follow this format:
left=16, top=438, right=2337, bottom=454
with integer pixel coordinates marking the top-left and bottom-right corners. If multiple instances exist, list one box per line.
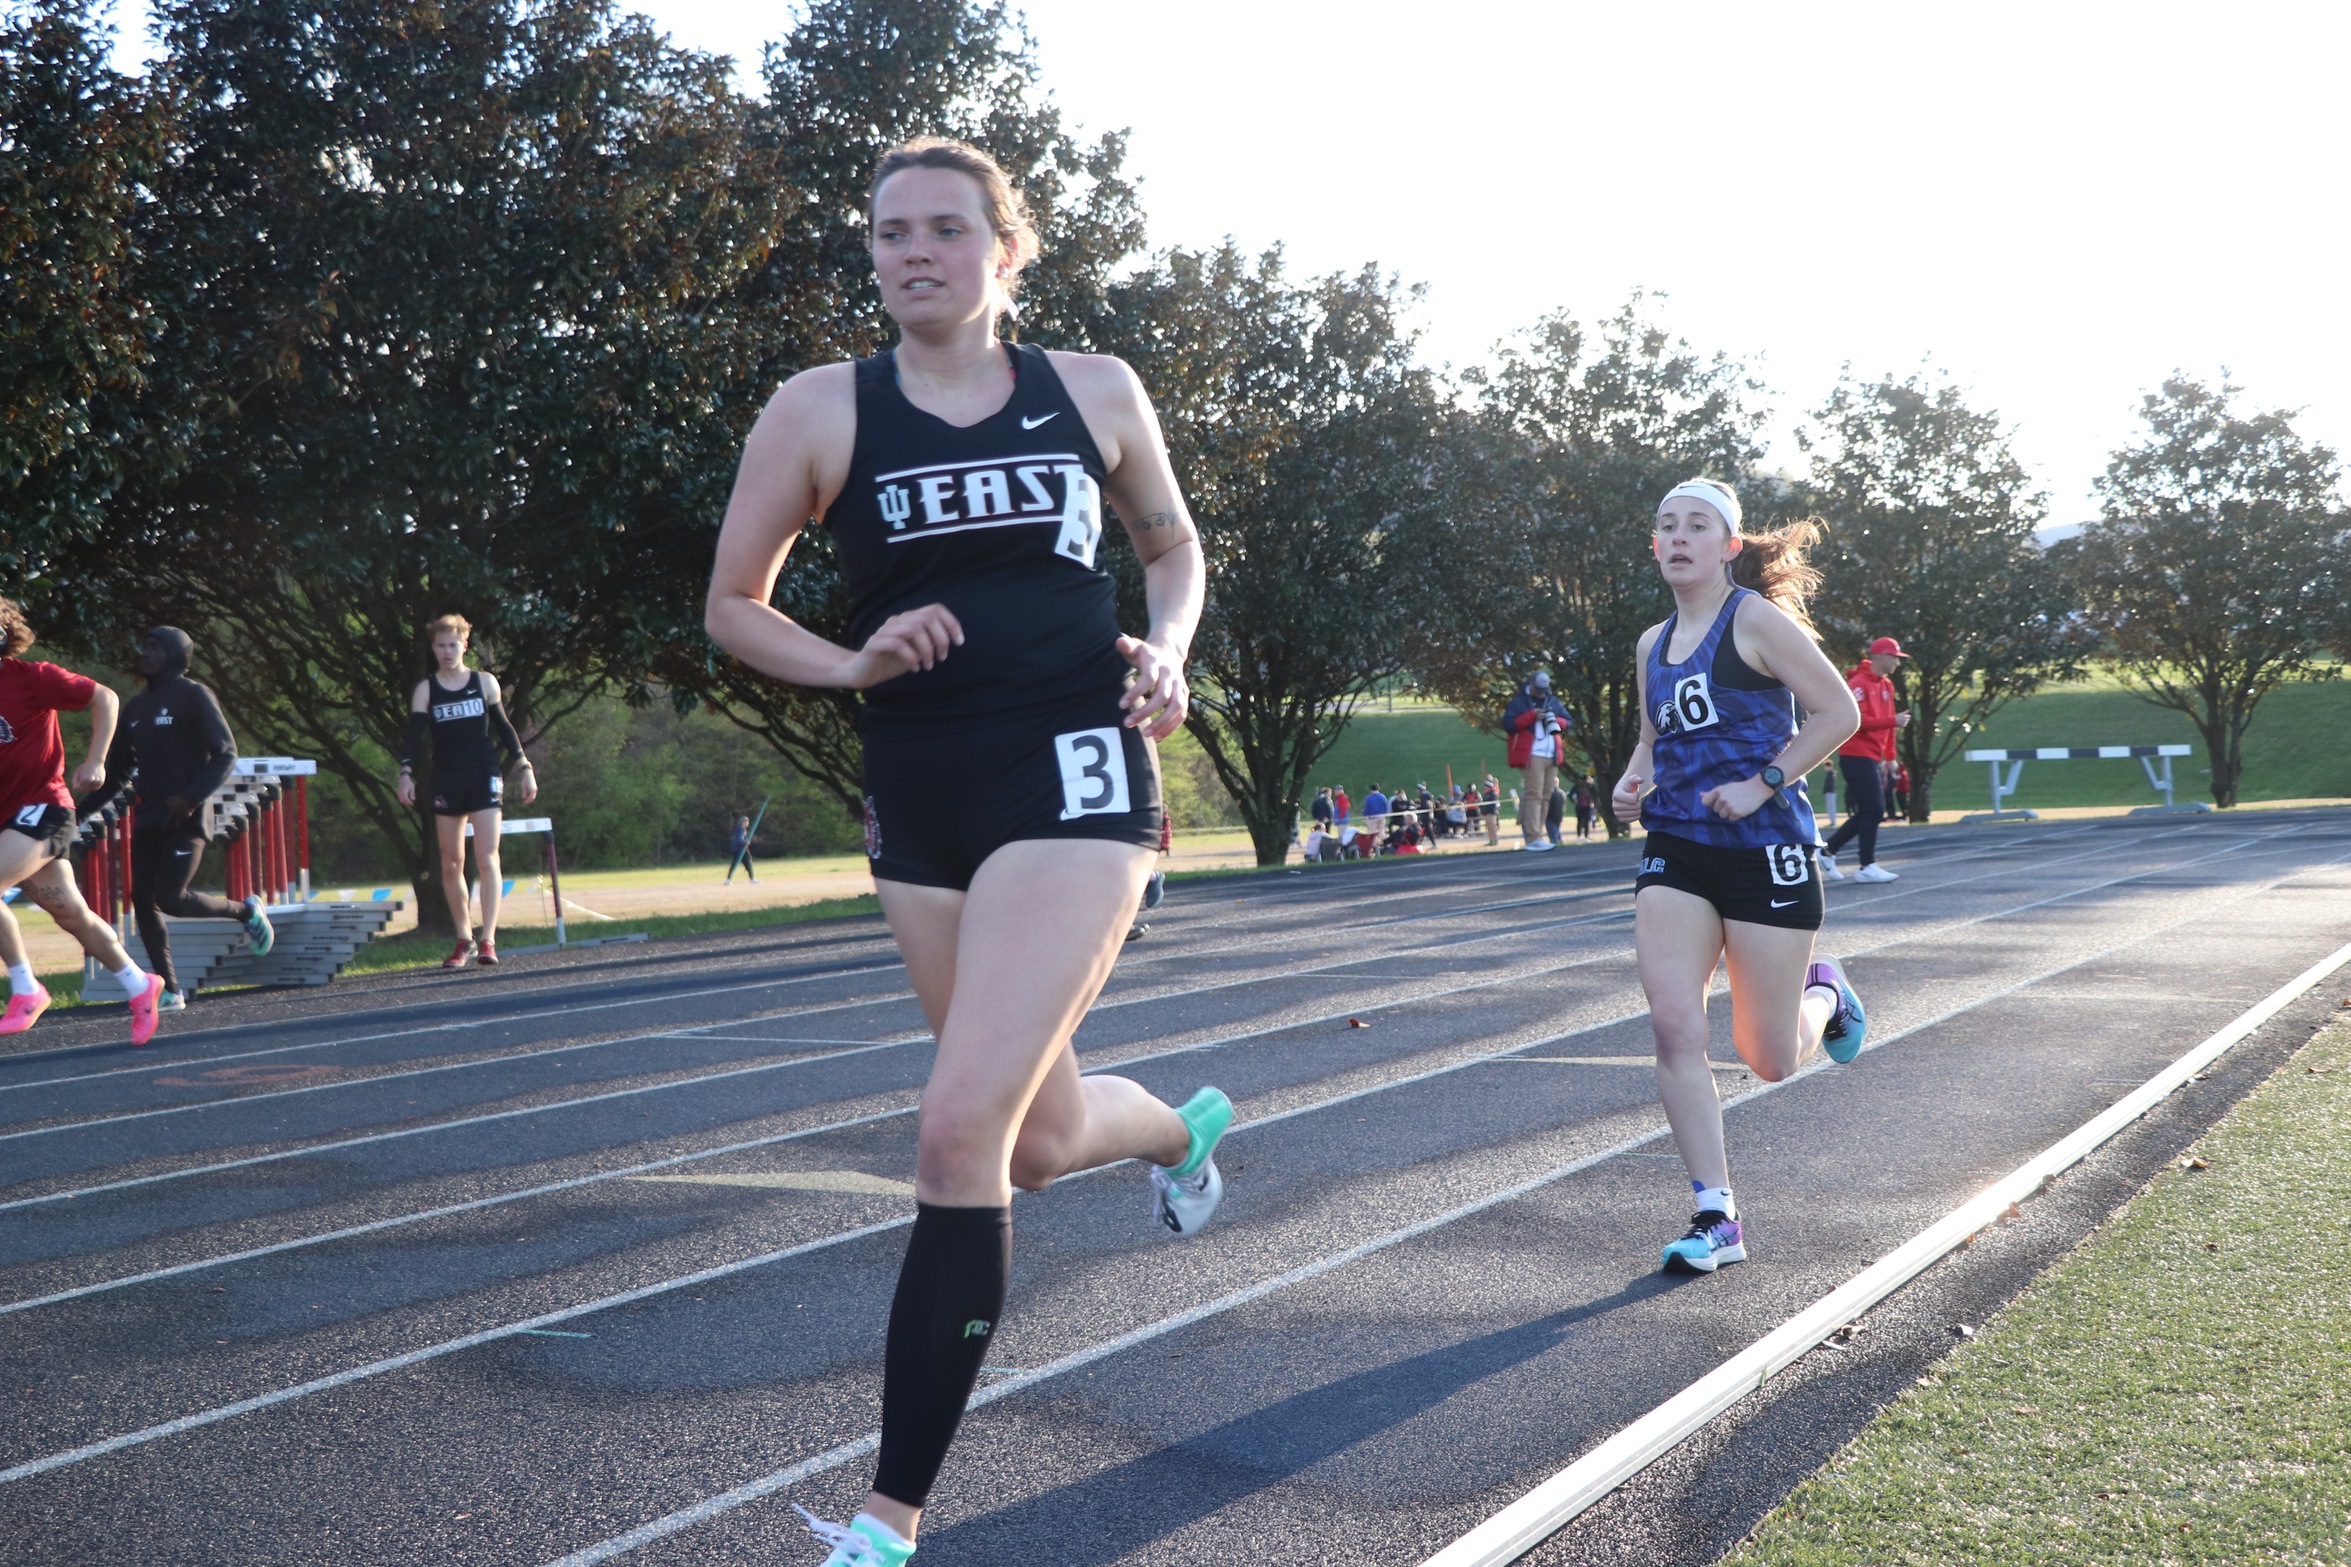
left=0, top=597, right=34, bottom=658
left=1730, top=515, right=1825, bottom=636
left=1661, top=478, right=1828, bottom=634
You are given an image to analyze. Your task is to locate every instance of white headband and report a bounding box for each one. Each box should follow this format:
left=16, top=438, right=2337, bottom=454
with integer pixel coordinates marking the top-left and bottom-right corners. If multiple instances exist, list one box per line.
left=1658, top=480, right=1743, bottom=535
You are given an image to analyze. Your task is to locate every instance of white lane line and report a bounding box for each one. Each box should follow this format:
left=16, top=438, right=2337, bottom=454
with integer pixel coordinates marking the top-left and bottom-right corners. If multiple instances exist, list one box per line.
left=1422, top=936, right=2351, bottom=1567
left=0, top=828, right=2237, bottom=1301
left=0, top=887, right=1640, bottom=1144
left=9, top=821, right=2130, bottom=1148
left=0, top=1218, right=918, bottom=1487
left=0, top=931, right=1638, bottom=1212
left=0, top=968, right=904, bottom=1098
left=0, top=819, right=2079, bottom=1102
left=533, top=845, right=2351, bottom=1567
left=0, top=860, right=1636, bottom=1126
left=7, top=841, right=2336, bottom=1490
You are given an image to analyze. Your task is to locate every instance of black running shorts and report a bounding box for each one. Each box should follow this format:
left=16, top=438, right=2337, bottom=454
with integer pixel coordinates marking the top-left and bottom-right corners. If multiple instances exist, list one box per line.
left=3, top=801, right=77, bottom=860
left=861, top=688, right=1164, bottom=891
left=433, top=771, right=503, bottom=818
left=1634, top=830, right=1824, bottom=931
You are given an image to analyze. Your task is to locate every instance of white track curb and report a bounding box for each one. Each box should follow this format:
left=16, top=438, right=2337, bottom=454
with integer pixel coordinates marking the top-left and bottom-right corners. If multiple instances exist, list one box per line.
left=1424, top=935, right=2351, bottom=1567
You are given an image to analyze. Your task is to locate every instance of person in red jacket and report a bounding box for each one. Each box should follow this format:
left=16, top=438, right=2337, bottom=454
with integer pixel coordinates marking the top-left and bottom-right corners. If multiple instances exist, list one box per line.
left=1820, top=635, right=1908, bottom=882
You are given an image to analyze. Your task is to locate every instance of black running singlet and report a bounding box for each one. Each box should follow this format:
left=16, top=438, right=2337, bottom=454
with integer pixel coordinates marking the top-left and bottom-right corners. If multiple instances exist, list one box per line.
left=426, top=670, right=497, bottom=777
left=828, top=343, right=1125, bottom=719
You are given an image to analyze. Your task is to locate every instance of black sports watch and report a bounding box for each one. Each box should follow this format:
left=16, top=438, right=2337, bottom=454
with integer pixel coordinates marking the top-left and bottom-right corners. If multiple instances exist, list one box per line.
left=1760, top=764, right=1786, bottom=790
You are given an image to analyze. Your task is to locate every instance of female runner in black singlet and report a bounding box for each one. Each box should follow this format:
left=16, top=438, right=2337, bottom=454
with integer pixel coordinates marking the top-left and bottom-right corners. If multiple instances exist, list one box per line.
left=706, top=138, right=1223, bottom=1567
left=395, top=613, right=535, bottom=968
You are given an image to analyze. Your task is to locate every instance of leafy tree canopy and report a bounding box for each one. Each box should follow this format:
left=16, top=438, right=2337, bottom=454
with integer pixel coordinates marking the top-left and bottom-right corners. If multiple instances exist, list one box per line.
left=1804, top=369, right=2090, bottom=819
left=2069, top=375, right=2346, bottom=807
left=1409, top=297, right=1769, bottom=836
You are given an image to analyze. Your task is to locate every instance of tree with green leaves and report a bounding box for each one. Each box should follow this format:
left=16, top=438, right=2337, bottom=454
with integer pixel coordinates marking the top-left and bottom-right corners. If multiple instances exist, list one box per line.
left=0, top=0, right=166, bottom=573
left=1408, top=299, right=1769, bottom=837
left=1804, top=371, right=2090, bottom=820
left=52, top=0, right=791, bottom=925
left=1097, top=245, right=1444, bottom=865
left=2067, top=376, right=2345, bottom=808
left=627, top=0, right=1145, bottom=815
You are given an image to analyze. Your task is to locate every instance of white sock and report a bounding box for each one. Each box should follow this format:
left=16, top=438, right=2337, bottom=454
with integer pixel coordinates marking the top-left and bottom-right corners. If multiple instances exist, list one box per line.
left=7, top=963, right=36, bottom=996
left=111, top=960, right=146, bottom=990
left=1693, top=1182, right=1737, bottom=1219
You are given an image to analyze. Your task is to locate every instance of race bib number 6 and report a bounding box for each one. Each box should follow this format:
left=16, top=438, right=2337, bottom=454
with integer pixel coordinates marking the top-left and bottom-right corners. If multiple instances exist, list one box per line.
left=1054, top=727, right=1131, bottom=820
left=1672, top=672, right=1720, bottom=732
left=1766, top=844, right=1810, bottom=886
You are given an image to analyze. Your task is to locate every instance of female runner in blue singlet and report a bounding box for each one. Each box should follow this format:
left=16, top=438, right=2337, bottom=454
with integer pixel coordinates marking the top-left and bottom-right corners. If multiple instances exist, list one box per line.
left=704, top=139, right=1222, bottom=1567
left=1612, top=480, right=1866, bottom=1274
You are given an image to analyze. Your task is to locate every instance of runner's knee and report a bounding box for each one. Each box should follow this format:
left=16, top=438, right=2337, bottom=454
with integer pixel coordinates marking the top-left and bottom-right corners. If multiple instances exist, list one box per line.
left=916, top=1101, right=1014, bottom=1187
left=1006, top=1124, right=1072, bottom=1192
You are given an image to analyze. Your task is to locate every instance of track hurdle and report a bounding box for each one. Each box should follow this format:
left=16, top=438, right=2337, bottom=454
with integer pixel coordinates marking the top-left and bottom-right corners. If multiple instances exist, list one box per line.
left=1960, top=744, right=2208, bottom=823
left=74, top=756, right=398, bottom=994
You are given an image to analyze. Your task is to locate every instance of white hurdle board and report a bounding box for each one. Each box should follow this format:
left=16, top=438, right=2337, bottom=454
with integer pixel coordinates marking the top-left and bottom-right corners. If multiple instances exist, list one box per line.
left=1960, top=744, right=2205, bottom=822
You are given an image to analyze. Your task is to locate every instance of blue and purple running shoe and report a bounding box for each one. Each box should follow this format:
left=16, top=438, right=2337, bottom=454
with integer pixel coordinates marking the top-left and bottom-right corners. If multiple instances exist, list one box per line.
left=1662, top=1210, right=1746, bottom=1273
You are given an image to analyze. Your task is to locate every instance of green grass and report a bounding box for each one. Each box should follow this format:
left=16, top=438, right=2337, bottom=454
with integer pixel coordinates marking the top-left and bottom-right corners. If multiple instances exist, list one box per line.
left=1313, top=706, right=1518, bottom=799
left=1308, top=676, right=2351, bottom=815
left=337, top=893, right=885, bottom=976
left=1726, top=1022, right=2351, bottom=1567
left=1866, top=675, right=2351, bottom=812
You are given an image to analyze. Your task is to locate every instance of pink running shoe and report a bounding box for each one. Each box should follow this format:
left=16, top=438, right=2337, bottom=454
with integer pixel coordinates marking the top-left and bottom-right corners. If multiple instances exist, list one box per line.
left=129, top=973, right=165, bottom=1047
left=0, top=983, right=50, bottom=1035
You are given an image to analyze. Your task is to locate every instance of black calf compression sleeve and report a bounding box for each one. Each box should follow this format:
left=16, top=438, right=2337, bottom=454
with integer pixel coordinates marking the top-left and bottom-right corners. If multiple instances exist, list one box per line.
left=872, top=1202, right=1012, bottom=1508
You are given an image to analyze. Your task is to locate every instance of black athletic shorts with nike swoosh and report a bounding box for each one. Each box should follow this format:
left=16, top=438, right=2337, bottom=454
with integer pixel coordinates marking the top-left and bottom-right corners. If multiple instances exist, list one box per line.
left=1634, top=829, right=1824, bottom=931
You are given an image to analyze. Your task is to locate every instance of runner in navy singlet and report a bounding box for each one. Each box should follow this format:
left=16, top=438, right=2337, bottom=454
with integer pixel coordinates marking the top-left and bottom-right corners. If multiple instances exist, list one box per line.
left=396, top=613, right=534, bottom=969
left=1613, top=480, right=1868, bottom=1275
left=703, top=138, right=1229, bottom=1567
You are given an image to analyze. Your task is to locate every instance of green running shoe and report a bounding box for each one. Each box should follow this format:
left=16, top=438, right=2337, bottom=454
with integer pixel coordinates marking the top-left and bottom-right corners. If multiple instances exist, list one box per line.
left=1809, top=955, right=1866, bottom=1064
left=794, top=1508, right=914, bottom=1567
left=242, top=895, right=276, bottom=957
left=1150, top=1087, right=1232, bottom=1236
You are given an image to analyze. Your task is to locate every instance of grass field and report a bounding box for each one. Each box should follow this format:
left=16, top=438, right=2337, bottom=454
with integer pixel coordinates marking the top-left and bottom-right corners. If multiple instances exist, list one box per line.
left=1313, top=702, right=1518, bottom=799
left=1314, top=677, right=2351, bottom=814
left=1727, top=1021, right=2351, bottom=1567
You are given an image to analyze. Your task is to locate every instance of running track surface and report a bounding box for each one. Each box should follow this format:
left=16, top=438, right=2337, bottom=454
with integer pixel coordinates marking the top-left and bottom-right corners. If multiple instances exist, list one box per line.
left=4, top=811, right=2347, bottom=1567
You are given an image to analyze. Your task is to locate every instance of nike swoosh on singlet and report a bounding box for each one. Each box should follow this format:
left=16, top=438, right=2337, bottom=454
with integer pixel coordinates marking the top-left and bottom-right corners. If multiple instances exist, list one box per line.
left=1020, top=412, right=1059, bottom=429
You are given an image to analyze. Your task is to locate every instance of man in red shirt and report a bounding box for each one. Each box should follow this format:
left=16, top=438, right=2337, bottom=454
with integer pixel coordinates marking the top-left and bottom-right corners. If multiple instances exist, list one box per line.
left=1819, top=635, right=1909, bottom=883
left=0, top=599, right=167, bottom=1043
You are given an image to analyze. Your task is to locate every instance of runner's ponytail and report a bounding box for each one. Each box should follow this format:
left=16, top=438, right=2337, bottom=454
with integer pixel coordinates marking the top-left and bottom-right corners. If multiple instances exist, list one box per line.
left=1729, top=517, right=1825, bottom=636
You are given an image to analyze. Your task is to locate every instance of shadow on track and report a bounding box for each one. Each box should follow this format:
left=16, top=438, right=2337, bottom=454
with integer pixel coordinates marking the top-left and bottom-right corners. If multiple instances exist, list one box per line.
left=925, top=1274, right=1690, bottom=1564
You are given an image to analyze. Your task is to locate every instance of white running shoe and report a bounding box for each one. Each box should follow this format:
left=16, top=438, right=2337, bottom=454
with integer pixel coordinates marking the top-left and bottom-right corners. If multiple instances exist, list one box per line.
left=1150, top=1087, right=1232, bottom=1236
left=1523, top=838, right=1554, bottom=852
left=1854, top=863, right=1898, bottom=883
left=1818, top=852, right=1845, bottom=881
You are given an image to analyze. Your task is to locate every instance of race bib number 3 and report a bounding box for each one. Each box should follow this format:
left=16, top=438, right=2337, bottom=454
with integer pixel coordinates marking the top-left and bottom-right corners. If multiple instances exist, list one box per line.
left=1054, top=727, right=1131, bottom=820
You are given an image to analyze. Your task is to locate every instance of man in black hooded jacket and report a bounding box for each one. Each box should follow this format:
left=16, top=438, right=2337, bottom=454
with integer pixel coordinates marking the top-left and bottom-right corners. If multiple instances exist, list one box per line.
left=80, top=628, right=273, bottom=1002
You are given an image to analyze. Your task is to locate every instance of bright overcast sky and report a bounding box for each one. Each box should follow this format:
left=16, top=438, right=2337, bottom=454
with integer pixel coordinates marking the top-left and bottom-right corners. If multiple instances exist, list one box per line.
left=104, top=1, right=2349, bottom=528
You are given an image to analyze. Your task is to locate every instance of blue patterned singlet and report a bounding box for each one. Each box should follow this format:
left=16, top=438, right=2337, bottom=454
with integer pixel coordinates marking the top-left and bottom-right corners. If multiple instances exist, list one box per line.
left=1642, top=588, right=1818, bottom=848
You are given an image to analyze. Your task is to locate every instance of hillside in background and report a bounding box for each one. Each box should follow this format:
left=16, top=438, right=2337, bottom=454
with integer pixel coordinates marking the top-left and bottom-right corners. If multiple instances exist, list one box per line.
left=1304, top=677, right=2351, bottom=818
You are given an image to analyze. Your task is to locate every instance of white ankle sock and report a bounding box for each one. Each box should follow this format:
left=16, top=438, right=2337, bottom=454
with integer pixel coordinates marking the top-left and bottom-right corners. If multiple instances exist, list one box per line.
left=111, top=960, right=146, bottom=990
left=7, top=963, right=36, bottom=996
left=1693, top=1183, right=1737, bottom=1219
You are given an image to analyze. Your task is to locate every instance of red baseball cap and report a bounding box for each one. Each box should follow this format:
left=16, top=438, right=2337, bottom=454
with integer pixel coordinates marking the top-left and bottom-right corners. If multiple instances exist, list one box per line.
left=1868, top=636, right=1909, bottom=658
